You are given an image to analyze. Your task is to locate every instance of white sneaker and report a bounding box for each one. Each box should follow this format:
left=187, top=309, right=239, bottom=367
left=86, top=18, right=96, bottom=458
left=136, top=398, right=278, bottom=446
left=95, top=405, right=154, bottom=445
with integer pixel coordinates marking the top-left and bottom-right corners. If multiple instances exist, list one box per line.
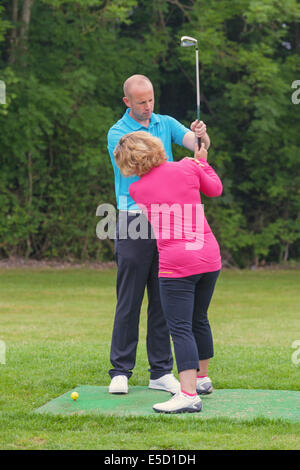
left=153, top=391, right=202, bottom=414
left=109, top=375, right=128, bottom=394
left=149, top=373, right=181, bottom=395
left=196, top=376, right=213, bottom=395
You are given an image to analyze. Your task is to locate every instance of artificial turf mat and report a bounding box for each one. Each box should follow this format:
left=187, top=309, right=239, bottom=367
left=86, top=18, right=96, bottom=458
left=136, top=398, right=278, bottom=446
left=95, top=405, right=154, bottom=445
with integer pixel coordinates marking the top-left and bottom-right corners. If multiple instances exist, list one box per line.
left=34, top=386, right=300, bottom=422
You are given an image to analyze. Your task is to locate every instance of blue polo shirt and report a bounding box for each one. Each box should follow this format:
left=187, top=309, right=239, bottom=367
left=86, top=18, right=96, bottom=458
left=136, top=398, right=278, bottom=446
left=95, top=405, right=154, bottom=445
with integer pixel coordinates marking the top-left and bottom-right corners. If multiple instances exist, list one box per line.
left=107, top=109, right=190, bottom=210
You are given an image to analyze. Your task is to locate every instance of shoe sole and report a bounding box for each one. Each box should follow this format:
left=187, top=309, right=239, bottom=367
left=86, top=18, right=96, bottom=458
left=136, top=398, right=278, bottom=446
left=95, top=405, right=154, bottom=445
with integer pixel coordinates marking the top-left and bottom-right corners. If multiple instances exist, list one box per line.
left=197, top=386, right=214, bottom=395
left=148, top=385, right=178, bottom=395
left=153, top=406, right=202, bottom=414
left=109, top=387, right=128, bottom=394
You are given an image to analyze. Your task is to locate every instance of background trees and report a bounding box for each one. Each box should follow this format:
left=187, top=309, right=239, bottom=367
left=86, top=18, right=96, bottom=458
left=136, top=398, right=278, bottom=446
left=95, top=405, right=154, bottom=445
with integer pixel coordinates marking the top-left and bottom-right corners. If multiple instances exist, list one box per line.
left=0, top=0, right=299, bottom=267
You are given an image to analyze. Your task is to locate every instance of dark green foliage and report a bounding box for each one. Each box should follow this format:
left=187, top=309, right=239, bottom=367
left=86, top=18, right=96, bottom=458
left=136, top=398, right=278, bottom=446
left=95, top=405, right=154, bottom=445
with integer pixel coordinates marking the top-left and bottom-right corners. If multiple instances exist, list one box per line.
left=0, top=0, right=299, bottom=265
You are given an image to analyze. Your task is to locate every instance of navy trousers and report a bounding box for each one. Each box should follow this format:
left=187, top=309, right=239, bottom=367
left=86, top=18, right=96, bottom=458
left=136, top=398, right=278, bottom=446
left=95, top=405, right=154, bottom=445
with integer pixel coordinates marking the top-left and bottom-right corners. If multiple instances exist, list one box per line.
left=109, top=213, right=173, bottom=380
left=159, top=270, right=220, bottom=373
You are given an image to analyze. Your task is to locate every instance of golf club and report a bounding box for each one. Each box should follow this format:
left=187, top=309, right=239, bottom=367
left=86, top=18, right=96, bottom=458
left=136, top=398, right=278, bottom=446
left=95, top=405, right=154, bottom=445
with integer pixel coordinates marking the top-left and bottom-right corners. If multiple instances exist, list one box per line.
left=180, top=36, right=201, bottom=149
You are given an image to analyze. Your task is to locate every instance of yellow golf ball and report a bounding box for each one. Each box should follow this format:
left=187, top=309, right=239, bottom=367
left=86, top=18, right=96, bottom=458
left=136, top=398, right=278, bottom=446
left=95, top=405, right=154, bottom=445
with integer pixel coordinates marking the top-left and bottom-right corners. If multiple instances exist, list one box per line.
left=71, top=392, right=79, bottom=401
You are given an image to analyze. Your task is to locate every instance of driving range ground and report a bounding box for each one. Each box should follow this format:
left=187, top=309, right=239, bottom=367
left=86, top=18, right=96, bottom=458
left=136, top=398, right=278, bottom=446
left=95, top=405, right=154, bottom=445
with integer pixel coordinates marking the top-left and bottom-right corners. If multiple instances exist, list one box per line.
left=34, top=386, right=300, bottom=422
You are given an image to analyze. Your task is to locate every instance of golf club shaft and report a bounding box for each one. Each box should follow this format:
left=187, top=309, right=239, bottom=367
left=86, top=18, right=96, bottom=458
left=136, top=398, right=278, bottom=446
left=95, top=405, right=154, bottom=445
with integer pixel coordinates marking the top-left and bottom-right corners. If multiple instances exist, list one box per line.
left=195, top=47, right=201, bottom=149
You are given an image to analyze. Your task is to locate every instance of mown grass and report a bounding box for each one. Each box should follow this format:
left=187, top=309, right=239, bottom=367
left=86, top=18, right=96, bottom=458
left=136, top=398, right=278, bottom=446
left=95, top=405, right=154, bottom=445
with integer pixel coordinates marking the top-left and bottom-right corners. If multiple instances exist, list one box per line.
left=0, top=267, right=299, bottom=450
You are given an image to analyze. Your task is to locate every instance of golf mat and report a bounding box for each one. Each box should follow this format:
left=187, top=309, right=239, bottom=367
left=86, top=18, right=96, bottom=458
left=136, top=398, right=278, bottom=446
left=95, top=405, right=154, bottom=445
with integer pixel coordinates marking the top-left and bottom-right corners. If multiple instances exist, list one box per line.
left=34, top=386, right=300, bottom=422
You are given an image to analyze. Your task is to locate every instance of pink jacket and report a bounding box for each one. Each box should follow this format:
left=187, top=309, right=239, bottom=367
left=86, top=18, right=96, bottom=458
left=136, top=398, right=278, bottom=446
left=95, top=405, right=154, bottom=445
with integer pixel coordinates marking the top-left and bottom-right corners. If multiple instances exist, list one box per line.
left=129, top=157, right=223, bottom=278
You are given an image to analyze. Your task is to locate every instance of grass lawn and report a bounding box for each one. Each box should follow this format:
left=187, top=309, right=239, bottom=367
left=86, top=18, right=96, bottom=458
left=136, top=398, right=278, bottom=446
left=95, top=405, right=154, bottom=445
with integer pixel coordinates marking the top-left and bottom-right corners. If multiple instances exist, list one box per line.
left=0, top=267, right=299, bottom=450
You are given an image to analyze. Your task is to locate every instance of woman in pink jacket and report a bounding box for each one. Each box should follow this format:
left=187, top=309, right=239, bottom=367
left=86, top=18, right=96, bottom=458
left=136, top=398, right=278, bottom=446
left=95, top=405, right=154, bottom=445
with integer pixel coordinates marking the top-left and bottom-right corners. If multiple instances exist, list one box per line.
left=114, top=131, right=223, bottom=414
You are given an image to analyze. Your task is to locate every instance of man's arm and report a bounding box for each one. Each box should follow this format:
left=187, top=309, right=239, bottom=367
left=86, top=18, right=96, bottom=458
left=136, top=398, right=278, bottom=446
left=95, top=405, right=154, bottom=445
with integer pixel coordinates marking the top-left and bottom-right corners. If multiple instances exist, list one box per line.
left=182, top=120, right=210, bottom=151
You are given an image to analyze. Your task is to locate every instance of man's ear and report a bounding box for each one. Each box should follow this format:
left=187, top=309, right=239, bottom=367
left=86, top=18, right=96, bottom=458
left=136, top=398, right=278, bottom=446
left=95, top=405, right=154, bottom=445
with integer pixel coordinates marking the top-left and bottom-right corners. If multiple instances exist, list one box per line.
left=123, top=96, right=130, bottom=107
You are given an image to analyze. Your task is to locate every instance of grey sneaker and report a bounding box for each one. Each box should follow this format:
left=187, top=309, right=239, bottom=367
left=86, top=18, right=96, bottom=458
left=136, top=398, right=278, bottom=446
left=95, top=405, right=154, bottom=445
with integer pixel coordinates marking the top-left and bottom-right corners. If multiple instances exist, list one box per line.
left=153, top=391, right=202, bottom=414
left=149, top=373, right=181, bottom=395
left=196, top=376, right=213, bottom=395
left=109, top=375, right=128, bottom=394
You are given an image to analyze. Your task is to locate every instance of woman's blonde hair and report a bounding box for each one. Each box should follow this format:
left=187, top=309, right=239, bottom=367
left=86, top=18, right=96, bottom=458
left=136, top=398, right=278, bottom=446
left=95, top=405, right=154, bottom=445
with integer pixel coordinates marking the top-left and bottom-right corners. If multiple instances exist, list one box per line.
left=114, top=131, right=167, bottom=177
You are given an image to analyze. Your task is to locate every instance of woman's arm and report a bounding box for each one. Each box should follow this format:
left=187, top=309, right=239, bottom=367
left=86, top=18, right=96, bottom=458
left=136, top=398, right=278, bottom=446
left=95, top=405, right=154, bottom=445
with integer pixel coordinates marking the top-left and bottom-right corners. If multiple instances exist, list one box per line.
left=197, top=159, right=223, bottom=197
left=190, top=143, right=222, bottom=197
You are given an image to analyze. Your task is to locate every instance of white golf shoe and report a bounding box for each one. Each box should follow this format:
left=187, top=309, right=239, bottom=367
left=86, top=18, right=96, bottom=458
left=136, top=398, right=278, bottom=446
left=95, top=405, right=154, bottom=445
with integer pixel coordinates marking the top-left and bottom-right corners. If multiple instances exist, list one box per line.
left=196, top=376, right=213, bottom=395
left=153, top=391, right=202, bottom=414
left=149, top=373, right=181, bottom=395
left=109, top=375, right=128, bottom=394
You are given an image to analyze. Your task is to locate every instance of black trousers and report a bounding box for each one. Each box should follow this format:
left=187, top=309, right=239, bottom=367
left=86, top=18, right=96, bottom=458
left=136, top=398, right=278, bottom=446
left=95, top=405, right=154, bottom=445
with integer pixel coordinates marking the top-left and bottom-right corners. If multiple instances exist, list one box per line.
left=109, top=213, right=173, bottom=380
left=159, top=270, right=220, bottom=374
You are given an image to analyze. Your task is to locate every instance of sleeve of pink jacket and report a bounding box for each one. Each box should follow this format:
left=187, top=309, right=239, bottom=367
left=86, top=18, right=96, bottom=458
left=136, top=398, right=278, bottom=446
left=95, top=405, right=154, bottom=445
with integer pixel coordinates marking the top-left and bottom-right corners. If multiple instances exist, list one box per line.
left=189, top=158, right=223, bottom=197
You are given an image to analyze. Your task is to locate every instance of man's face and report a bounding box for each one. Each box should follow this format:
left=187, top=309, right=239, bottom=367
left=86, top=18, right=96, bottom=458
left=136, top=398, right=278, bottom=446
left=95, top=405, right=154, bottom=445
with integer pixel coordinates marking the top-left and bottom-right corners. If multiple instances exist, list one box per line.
left=123, top=83, right=155, bottom=123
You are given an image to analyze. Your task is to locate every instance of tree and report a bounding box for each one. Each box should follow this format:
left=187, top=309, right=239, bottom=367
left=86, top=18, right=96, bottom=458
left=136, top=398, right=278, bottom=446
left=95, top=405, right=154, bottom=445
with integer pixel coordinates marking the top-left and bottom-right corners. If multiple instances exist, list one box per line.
left=0, top=0, right=299, bottom=265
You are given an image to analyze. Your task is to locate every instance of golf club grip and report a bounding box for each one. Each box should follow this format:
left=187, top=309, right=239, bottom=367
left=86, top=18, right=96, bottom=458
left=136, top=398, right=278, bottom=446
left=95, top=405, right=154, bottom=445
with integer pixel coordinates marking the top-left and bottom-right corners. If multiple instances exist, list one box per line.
left=198, top=137, right=201, bottom=149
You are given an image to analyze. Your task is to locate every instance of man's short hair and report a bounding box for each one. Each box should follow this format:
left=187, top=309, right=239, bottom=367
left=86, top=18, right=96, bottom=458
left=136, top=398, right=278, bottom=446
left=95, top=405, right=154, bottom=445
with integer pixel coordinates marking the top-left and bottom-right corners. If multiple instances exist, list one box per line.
left=123, top=75, right=153, bottom=98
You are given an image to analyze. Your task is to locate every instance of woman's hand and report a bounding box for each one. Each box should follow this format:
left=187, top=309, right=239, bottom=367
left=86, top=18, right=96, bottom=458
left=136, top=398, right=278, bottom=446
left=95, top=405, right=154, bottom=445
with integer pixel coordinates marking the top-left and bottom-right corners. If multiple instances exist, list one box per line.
left=194, top=142, right=207, bottom=161
left=184, top=142, right=208, bottom=167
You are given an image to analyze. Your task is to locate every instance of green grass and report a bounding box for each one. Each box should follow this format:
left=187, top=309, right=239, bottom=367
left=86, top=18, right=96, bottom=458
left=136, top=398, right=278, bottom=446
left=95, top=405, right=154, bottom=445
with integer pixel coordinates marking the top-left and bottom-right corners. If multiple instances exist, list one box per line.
left=0, top=267, right=299, bottom=450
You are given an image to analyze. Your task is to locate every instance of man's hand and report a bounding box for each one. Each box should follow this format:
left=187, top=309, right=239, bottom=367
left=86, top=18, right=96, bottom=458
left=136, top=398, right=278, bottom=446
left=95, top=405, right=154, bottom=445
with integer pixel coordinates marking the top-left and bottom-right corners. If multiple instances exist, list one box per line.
left=182, top=119, right=210, bottom=152
left=190, top=120, right=207, bottom=138
left=190, top=120, right=210, bottom=150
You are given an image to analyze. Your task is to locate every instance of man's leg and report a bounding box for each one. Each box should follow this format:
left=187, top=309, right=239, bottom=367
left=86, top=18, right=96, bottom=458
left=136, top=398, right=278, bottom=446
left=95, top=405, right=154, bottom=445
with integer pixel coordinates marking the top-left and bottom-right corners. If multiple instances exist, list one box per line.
left=146, top=246, right=173, bottom=380
left=109, top=214, right=167, bottom=380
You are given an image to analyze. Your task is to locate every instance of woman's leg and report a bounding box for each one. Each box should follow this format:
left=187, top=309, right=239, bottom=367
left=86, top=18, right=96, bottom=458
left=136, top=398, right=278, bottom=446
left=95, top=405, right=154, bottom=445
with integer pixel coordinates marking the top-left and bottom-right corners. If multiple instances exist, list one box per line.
left=159, top=276, right=199, bottom=394
left=192, top=270, right=220, bottom=363
left=198, top=359, right=209, bottom=376
left=179, top=369, right=197, bottom=395
left=192, top=270, right=220, bottom=393
left=153, top=275, right=211, bottom=413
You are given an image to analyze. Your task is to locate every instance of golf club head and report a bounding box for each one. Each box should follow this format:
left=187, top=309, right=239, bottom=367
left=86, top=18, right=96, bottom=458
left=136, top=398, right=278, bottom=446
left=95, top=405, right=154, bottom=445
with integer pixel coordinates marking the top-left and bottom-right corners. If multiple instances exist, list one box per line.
left=181, top=36, right=198, bottom=47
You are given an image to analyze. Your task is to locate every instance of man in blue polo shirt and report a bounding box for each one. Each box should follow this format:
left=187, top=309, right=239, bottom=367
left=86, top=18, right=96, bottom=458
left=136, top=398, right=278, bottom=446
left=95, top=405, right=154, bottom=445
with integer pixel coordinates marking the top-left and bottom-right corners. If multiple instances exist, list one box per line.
left=107, top=74, right=210, bottom=394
